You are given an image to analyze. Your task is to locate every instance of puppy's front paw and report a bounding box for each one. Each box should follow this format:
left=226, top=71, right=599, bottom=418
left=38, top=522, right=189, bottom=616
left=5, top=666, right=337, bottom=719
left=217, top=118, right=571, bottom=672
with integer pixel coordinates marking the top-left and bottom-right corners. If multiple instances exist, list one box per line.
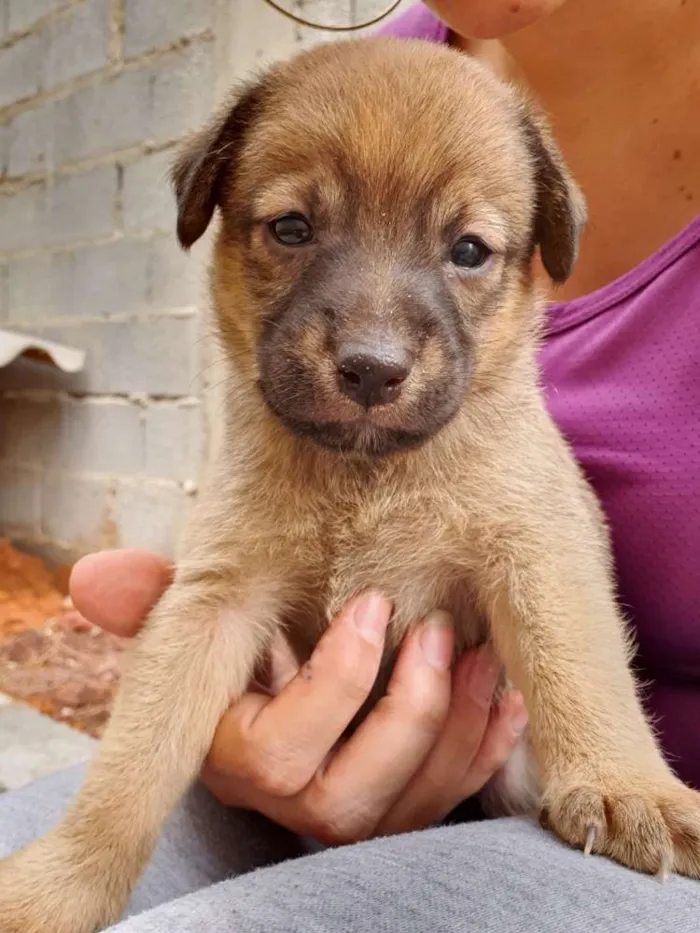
left=0, top=833, right=126, bottom=933
left=542, top=775, right=700, bottom=879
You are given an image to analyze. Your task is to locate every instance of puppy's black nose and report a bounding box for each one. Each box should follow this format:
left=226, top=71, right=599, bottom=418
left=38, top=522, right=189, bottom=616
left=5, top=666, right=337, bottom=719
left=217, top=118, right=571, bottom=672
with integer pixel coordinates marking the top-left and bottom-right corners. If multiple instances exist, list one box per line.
left=336, top=344, right=411, bottom=407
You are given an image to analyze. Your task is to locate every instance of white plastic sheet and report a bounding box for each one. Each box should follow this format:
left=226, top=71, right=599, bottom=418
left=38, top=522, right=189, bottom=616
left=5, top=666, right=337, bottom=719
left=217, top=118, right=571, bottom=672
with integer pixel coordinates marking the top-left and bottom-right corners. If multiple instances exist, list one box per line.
left=0, top=329, right=85, bottom=373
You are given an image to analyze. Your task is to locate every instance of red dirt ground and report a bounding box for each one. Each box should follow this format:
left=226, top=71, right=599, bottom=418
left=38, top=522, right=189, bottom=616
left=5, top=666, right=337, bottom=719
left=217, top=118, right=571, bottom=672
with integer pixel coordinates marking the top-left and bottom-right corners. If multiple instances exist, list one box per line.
left=0, top=540, right=125, bottom=736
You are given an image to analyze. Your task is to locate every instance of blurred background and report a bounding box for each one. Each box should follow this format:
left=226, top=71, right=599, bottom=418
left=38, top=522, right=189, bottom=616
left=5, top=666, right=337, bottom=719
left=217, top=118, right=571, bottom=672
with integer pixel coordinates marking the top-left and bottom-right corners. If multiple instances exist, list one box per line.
left=0, top=0, right=406, bottom=788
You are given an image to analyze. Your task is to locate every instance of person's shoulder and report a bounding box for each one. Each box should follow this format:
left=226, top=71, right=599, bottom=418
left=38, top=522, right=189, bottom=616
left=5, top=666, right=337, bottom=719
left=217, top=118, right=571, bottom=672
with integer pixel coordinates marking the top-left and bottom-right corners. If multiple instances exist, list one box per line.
left=375, top=3, right=449, bottom=43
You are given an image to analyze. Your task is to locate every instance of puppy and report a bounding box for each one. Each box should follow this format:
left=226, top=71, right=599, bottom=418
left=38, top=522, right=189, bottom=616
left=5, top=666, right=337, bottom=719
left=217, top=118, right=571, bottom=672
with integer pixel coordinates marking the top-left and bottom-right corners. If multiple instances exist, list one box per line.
left=2, top=36, right=699, bottom=933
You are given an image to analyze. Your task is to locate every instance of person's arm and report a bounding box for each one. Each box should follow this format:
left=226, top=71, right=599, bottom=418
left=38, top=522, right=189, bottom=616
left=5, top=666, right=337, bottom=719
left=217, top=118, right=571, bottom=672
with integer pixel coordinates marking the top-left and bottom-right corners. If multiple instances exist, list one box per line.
left=70, top=549, right=528, bottom=843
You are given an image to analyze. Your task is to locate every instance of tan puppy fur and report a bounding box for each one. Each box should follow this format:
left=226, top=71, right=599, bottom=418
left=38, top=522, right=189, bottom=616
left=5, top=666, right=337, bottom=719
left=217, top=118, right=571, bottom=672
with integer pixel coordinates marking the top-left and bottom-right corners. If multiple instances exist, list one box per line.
left=1, top=37, right=699, bottom=933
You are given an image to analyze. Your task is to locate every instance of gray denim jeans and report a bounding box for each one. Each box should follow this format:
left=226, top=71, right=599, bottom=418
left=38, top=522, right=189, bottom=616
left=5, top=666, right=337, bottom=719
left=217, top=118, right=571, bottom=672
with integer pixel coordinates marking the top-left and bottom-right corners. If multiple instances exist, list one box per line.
left=2, top=765, right=699, bottom=932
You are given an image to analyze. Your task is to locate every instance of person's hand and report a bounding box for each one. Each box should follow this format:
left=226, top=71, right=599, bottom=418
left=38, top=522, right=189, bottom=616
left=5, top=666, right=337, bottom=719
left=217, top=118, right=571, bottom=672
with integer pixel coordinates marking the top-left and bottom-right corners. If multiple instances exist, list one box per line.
left=425, top=0, right=566, bottom=39
left=71, top=549, right=528, bottom=844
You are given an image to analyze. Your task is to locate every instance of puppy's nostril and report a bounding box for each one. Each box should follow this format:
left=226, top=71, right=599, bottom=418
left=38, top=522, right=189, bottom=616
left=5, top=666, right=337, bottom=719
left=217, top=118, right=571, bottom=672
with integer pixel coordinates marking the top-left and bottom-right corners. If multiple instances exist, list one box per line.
left=336, top=349, right=411, bottom=408
left=339, top=367, right=362, bottom=387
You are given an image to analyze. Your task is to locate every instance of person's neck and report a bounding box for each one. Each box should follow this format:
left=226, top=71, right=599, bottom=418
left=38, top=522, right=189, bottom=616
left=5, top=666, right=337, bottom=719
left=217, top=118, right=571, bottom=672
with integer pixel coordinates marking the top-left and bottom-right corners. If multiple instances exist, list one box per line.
left=452, top=0, right=699, bottom=300
left=452, top=0, right=697, bottom=96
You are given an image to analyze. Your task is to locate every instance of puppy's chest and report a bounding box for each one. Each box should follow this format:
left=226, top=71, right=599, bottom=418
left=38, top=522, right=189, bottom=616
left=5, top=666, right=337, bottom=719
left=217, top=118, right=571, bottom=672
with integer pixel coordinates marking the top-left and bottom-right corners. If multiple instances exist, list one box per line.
left=289, top=488, right=486, bottom=652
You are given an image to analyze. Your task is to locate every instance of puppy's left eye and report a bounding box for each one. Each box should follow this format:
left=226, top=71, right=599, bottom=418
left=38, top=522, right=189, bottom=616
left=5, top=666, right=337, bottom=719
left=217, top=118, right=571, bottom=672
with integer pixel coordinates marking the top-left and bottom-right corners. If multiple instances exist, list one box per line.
left=269, top=213, right=314, bottom=246
left=450, top=236, right=492, bottom=269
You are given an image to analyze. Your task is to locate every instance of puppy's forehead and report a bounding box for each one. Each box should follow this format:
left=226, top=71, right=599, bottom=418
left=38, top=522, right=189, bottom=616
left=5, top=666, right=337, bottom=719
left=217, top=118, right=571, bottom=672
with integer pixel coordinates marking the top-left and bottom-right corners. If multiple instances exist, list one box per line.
left=237, top=39, right=534, bottom=222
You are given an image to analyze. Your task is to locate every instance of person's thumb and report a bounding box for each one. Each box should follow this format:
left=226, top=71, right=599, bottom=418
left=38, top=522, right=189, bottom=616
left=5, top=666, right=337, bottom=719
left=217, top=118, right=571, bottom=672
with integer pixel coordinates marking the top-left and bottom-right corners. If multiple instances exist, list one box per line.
left=70, top=549, right=172, bottom=637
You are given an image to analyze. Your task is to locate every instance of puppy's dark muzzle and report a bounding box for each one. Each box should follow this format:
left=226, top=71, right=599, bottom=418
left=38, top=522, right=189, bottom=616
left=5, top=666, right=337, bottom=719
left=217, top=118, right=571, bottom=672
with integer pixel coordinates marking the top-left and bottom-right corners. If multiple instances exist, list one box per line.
left=336, top=341, right=412, bottom=408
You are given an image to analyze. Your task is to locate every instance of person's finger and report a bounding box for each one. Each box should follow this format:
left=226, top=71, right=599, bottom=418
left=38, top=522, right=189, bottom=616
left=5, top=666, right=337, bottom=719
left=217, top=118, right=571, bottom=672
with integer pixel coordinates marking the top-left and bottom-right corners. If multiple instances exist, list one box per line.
left=200, top=761, right=261, bottom=809
left=296, top=613, right=455, bottom=843
left=203, top=613, right=454, bottom=837
left=206, top=591, right=391, bottom=796
left=458, top=688, right=529, bottom=797
left=69, top=549, right=173, bottom=637
left=379, top=689, right=528, bottom=836
left=375, top=645, right=502, bottom=835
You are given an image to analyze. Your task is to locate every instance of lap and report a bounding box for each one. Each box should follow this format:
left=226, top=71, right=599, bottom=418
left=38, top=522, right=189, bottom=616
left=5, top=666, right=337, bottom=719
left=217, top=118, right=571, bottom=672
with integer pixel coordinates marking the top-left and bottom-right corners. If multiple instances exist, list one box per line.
left=2, top=766, right=699, bottom=932
left=0, top=764, right=306, bottom=917
left=106, top=819, right=700, bottom=933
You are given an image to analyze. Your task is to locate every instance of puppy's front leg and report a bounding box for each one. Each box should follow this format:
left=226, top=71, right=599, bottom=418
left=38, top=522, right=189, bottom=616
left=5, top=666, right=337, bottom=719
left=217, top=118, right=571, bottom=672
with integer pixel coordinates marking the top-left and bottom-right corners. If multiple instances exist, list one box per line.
left=0, top=571, right=282, bottom=933
left=481, top=484, right=700, bottom=879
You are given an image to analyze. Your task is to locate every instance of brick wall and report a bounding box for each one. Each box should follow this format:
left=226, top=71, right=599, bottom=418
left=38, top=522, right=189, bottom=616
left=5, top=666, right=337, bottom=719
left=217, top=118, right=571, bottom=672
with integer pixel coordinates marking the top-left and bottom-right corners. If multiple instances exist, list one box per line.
left=0, top=0, right=404, bottom=558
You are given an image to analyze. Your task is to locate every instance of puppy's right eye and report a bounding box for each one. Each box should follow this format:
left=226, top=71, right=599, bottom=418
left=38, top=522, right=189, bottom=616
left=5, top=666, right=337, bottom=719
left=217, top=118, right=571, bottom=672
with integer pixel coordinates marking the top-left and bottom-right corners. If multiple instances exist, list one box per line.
left=269, top=213, right=314, bottom=247
left=450, top=236, right=492, bottom=270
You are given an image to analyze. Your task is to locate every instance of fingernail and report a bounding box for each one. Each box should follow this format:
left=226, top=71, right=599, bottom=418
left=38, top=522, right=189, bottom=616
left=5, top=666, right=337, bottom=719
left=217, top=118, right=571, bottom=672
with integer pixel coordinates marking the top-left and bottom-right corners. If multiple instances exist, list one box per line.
left=419, top=611, right=453, bottom=670
left=351, top=591, right=390, bottom=645
left=466, top=646, right=501, bottom=709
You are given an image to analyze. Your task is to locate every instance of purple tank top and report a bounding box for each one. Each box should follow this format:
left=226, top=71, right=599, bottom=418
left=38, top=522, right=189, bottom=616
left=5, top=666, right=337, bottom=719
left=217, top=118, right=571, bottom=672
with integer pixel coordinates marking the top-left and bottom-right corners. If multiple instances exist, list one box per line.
left=380, top=6, right=700, bottom=788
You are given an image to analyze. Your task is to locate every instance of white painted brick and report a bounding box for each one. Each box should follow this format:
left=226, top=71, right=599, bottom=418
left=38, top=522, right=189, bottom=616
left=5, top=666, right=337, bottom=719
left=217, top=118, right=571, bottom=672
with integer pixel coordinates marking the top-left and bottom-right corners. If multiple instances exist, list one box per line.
left=29, top=314, right=202, bottom=395
left=45, top=0, right=108, bottom=88
left=144, top=402, right=203, bottom=481
left=0, top=170, right=115, bottom=253
left=53, top=69, right=150, bottom=165
left=52, top=41, right=213, bottom=167
left=0, top=463, right=41, bottom=531
left=54, top=398, right=144, bottom=474
left=96, top=315, right=202, bottom=395
left=147, top=235, right=202, bottom=310
left=122, top=149, right=176, bottom=234
left=124, top=0, right=214, bottom=56
left=0, top=31, right=44, bottom=108
left=0, top=395, right=142, bottom=477
left=0, top=183, right=46, bottom=253
left=0, top=1, right=256, bottom=556
left=113, top=482, right=189, bottom=555
left=286, top=0, right=406, bottom=55
left=8, top=0, right=55, bottom=34
left=149, top=41, right=215, bottom=141
left=297, top=0, right=352, bottom=27
left=6, top=101, right=53, bottom=176
left=7, top=237, right=198, bottom=321
left=45, top=166, right=116, bottom=245
left=67, top=239, right=150, bottom=317
left=41, top=471, right=114, bottom=548
left=6, top=253, right=63, bottom=322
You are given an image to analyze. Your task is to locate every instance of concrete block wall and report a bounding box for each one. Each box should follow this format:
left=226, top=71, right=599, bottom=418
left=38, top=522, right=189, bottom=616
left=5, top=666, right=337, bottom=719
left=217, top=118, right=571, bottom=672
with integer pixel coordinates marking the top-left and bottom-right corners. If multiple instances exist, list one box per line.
left=0, top=0, right=405, bottom=558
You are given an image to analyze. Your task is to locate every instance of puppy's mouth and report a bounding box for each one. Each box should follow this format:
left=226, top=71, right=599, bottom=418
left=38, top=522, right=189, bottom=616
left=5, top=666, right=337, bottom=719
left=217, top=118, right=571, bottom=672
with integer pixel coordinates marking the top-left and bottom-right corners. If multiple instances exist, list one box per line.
left=260, top=379, right=463, bottom=457
left=269, top=409, right=431, bottom=457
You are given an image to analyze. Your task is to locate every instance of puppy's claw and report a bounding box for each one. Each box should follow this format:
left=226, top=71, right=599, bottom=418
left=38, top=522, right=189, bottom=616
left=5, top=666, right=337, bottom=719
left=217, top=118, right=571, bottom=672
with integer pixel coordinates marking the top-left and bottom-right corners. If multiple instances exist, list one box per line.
left=584, top=825, right=596, bottom=856
left=657, top=851, right=673, bottom=883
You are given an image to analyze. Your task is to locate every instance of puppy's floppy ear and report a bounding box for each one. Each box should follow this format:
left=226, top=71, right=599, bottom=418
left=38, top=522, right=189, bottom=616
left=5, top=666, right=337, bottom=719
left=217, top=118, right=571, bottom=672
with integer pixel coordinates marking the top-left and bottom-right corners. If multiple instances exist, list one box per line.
left=171, top=81, right=266, bottom=249
left=520, top=102, right=587, bottom=284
